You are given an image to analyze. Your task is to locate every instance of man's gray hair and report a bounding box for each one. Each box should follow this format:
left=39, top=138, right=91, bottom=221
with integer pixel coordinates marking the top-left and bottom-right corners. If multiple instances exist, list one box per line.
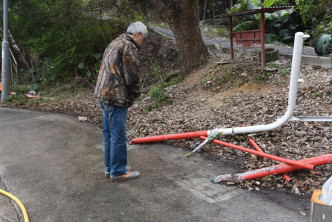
left=126, top=21, right=148, bottom=37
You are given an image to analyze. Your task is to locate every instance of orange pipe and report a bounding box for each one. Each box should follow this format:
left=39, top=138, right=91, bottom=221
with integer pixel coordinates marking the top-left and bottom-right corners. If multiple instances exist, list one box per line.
left=130, top=131, right=208, bottom=144
left=283, top=174, right=291, bottom=182
left=249, top=138, right=264, bottom=153
left=213, top=154, right=332, bottom=182
left=200, top=136, right=315, bottom=170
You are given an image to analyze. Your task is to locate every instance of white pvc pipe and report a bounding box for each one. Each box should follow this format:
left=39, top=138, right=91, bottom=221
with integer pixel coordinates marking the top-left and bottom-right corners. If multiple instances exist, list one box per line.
left=208, top=32, right=310, bottom=137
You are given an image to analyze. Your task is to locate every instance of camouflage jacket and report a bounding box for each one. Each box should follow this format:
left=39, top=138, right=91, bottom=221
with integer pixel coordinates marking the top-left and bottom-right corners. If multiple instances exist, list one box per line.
left=94, top=34, right=141, bottom=107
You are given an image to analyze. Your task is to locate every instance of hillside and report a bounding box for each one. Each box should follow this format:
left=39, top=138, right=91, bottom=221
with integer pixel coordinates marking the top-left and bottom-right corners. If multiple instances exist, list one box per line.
left=5, top=29, right=331, bottom=196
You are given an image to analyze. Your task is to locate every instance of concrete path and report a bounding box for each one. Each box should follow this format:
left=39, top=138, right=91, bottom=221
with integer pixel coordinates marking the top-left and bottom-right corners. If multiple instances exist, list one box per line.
left=0, top=108, right=310, bottom=221
left=152, top=27, right=332, bottom=68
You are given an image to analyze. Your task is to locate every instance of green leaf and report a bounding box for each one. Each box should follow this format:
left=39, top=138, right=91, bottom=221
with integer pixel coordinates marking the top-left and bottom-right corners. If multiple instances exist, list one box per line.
left=78, top=62, right=85, bottom=69
left=273, top=21, right=282, bottom=28
left=233, top=21, right=255, bottom=31
left=248, top=1, right=259, bottom=9
left=86, top=71, right=92, bottom=78
left=279, top=29, right=290, bottom=37
left=252, top=0, right=259, bottom=6
left=265, top=9, right=295, bottom=20
left=93, top=53, right=102, bottom=60
left=253, top=14, right=260, bottom=20
left=265, top=34, right=277, bottom=43
left=263, top=0, right=275, bottom=8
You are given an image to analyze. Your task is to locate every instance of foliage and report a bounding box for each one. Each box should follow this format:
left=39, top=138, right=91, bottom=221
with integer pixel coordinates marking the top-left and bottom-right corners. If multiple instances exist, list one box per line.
left=230, top=0, right=332, bottom=45
left=216, top=27, right=229, bottom=38
left=202, top=73, right=213, bottom=84
left=230, top=0, right=296, bottom=44
left=5, top=0, right=131, bottom=86
left=9, top=85, right=31, bottom=94
left=157, top=72, right=182, bottom=89
left=146, top=85, right=171, bottom=110
left=146, top=69, right=179, bottom=111
left=230, top=0, right=289, bottom=12
left=1, top=0, right=331, bottom=91
left=295, top=0, right=331, bottom=24
left=150, top=61, right=161, bottom=77
left=5, top=93, right=29, bottom=105
left=232, top=1, right=295, bottom=31
left=280, top=69, right=288, bottom=77
left=217, top=73, right=230, bottom=85
left=252, top=0, right=287, bottom=7
left=295, top=0, right=332, bottom=45
left=148, top=86, right=167, bottom=103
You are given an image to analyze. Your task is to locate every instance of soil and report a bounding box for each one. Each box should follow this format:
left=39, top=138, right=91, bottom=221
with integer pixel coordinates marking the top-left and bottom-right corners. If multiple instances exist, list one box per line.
left=4, top=29, right=331, bottom=198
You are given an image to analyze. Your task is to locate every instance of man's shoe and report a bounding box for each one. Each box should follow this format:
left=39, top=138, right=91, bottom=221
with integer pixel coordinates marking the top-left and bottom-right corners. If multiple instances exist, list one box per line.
left=105, top=166, right=132, bottom=178
left=110, top=171, right=140, bottom=182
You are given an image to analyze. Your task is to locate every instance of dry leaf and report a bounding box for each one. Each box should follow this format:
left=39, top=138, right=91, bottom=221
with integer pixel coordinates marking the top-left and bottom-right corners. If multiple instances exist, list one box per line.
left=299, top=211, right=306, bottom=216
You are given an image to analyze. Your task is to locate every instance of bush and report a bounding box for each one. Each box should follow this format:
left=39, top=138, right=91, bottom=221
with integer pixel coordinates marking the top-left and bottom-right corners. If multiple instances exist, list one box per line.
left=216, top=27, right=229, bottom=38
left=9, top=0, right=128, bottom=86
left=146, top=85, right=172, bottom=110
left=5, top=94, right=29, bottom=105
left=148, top=86, right=167, bottom=104
left=296, top=0, right=332, bottom=45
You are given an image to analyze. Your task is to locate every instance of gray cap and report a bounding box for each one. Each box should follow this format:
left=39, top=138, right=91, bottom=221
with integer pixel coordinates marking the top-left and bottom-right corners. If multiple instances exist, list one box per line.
left=126, top=21, right=148, bottom=37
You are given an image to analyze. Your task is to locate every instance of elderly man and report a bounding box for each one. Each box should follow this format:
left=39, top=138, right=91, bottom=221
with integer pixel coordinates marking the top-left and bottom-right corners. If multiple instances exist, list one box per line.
left=94, top=21, right=147, bottom=182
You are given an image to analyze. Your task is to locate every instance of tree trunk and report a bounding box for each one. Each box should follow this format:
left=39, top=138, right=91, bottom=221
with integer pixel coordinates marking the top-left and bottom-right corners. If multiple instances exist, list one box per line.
left=8, top=30, right=30, bottom=70
left=203, top=0, right=207, bottom=23
left=152, top=0, right=209, bottom=74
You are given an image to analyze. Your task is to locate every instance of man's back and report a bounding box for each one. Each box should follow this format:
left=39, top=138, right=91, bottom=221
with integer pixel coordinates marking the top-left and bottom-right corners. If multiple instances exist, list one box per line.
left=94, top=34, right=140, bottom=108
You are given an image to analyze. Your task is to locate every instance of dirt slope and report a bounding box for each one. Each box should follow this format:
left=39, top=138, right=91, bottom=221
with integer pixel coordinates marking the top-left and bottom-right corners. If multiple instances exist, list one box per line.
left=5, top=30, right=331, bottom=196
left=128, top=49, right=331, bottom=196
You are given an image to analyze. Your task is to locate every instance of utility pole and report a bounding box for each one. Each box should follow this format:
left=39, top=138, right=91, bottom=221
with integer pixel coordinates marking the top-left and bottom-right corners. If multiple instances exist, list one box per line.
left=1, top=0, right=9, bottom=102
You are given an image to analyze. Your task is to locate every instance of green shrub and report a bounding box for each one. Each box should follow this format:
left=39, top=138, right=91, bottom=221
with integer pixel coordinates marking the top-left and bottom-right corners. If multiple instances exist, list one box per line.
left=217, top=73, right=230, bottom=85
left=148, top=86, right=167, bottom=103
left=150, top=61, right=160, bottom=77
left=9, top=85, right=30, bottom=94
left=202, top=74, right=213, bottom=84
left=9, top=0, right=127, bottom=86
left=5, top=95, right=15, bottom=103
left=280, top=69, right=288, bottom=77
left=253, top=75, right=265, bottom=83
left=146, top=86, right=172, bottom=110
left=5, top=94, right=29, bottom=105
left=157, top=72, right=182, bottom=89
left=216, top=27, right=229, bottom=38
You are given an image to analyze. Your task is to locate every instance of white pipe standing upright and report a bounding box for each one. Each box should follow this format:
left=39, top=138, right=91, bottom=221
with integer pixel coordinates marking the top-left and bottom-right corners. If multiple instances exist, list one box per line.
left=209, top=32, right=310, bottom=136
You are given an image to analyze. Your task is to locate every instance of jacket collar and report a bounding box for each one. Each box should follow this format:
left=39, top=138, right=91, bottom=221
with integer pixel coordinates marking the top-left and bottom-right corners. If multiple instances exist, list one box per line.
left=122, top=34, right=140, bottom=49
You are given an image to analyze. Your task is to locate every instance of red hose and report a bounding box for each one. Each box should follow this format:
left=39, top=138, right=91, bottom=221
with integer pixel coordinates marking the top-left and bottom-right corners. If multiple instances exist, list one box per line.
left=249, top=138, right=264, bottom=153
left=214, top=154, right=332, bottom=182
left=283, top=174, right=291, bottom=182
left=130, top=131, right=208, bottom=144
left=201, top=136, right=315, bottom=170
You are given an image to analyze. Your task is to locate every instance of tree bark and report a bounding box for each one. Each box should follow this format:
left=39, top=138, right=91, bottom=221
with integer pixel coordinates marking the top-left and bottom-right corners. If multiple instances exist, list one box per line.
left=152, top=0, right=209, bottom=74
left=8, top=30, right=30, bottom=70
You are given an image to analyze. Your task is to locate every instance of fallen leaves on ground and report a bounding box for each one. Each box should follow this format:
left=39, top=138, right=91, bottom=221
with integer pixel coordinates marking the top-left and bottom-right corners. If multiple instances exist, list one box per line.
left=8, top=30, right=331, bottom=197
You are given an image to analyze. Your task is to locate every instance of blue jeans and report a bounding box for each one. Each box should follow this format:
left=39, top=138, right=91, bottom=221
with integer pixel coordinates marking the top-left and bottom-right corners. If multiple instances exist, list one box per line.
left=99, top=101, right=128, bottom=177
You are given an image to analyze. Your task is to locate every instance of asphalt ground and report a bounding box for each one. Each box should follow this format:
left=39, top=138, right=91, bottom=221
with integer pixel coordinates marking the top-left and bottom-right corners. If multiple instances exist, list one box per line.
left=0, top=107, right=312, bottom=222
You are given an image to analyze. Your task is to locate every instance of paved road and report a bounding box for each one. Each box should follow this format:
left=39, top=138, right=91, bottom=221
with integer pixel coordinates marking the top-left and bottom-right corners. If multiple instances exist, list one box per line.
left=0, top=108, right=310, bottom=221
